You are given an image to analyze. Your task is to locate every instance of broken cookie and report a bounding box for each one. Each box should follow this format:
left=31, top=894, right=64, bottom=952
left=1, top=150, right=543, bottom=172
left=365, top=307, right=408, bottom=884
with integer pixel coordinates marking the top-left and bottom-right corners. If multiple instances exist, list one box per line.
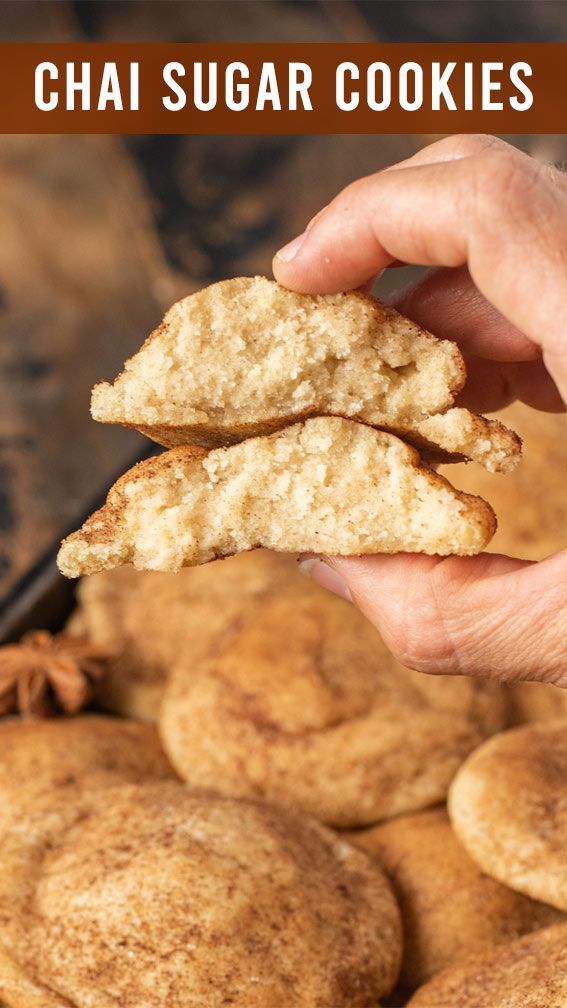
left=58, top=417, right=496, bottom=577
left=91, top=276, right=520, bottom=472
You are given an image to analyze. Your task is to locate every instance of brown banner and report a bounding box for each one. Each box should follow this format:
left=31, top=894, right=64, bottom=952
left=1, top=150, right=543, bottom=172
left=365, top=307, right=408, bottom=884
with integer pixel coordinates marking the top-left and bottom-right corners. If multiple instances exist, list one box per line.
left=0, top=43, right=564, bottom=133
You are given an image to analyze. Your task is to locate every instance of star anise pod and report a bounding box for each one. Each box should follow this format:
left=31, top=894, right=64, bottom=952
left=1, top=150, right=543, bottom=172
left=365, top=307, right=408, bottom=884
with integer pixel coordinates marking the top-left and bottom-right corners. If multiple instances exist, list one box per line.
left=0, top=630, right=110, bottom=719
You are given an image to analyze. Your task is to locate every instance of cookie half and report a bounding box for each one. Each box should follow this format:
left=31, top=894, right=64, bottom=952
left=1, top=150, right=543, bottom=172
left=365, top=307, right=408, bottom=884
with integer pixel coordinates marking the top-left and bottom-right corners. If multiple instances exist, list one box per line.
left=91, top=276, right=520, bottom=472
left=406, top=924, right=567, bottom=1008
left=57, top=417, right=496, bottom=577
left=347, top=807, right=564, bottom=989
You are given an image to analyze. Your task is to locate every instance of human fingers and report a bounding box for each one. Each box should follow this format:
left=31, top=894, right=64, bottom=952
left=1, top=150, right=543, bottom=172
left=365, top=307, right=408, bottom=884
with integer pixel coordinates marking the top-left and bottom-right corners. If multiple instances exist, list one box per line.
left=273, top=142, right=567, bottom=401
left=389, top=265, right=565, bottom=413
left=389, top=265, right=537, bottom=361
left=301, top=134, right=567, bottom=238
left=382, top=133, right=567, bottom=191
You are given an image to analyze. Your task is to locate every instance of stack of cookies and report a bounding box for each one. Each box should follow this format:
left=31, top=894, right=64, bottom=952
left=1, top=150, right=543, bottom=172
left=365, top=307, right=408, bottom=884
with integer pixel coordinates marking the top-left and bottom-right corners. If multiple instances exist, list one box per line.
left=57, top=276, right=522, bottom=576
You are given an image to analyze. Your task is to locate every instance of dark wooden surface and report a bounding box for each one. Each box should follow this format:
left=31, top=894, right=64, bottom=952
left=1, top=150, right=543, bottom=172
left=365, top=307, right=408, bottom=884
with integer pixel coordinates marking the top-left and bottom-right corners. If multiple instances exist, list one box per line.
left=0, top=132, right=184, bottom=600
left=0, top=0, right=565, bottom=607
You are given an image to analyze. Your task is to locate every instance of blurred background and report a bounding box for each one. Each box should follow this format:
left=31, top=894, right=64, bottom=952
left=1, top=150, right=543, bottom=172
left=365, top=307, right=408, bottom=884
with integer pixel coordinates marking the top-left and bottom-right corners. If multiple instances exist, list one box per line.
left=0, top=0, right=566, bottom=613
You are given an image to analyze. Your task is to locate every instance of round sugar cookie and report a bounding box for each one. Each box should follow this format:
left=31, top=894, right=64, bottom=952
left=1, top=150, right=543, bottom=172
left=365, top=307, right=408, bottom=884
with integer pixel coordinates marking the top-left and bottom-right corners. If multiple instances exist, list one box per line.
left=347, top=807, right=564, bottom=990
left=70, top=550, right=304, bottom=720
left=22, top=784, right=401, bottom=1008
left=160, top=563, right=507, bottom=828
left=449, top=720, right=567, bottom=911
left=406, top=923, right=567, bottom=1008
left=0, top=718, right=174, bottom=1008
left=0, top=713, right=174, bottom=822
left=0, top=715, right=174, bottom=819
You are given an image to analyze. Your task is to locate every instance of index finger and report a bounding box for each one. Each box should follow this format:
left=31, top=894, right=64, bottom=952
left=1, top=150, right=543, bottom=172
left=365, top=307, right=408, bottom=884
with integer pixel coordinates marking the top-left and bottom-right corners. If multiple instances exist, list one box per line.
left=273, top=143, right=567, bottom=401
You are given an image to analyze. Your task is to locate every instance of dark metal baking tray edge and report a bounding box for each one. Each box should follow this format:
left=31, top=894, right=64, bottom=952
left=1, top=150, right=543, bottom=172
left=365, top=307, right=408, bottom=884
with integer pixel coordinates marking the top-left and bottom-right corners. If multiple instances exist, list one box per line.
left=0, top=444, right=159, bottom=644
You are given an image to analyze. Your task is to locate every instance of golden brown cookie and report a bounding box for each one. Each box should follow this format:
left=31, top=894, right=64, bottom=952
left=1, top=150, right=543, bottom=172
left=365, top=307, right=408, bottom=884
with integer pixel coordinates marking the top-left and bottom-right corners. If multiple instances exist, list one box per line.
left=449, top=720, right=567, bottom=912
left=0, top=717, right=176, bottom=1008
left=159, top=563, right=508, bottom=827
left=0, top=782, right=402, bottom=1008
left=57, top=418, right=497, bottom=577
left=347, top=807, right=564, bottom=990
left=405, top=923, right=567, bottom=1007
left=69, top=550, right=294, bottom=720
left=0, top=715, right=174, bottom=816
left=91, top=276, right=519, bottom=471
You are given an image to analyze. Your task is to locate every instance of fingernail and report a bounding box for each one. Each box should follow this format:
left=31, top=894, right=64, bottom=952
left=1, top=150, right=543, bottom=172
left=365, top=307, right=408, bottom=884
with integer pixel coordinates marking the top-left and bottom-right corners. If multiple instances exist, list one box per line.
left=298, top=558, right=352, bottom=603
left=275, top=231, right=307, bottom=263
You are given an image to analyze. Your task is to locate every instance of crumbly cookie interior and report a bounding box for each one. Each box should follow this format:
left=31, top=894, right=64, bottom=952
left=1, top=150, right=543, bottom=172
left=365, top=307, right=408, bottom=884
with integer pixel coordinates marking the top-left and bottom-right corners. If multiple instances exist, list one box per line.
left=57, top=418, right=495, bottom=577
left=92, top=276, right=463, bottom=429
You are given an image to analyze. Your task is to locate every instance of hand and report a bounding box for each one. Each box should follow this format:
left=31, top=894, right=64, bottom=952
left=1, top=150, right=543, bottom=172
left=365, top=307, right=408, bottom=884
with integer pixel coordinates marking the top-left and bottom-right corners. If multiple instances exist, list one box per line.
left=272, top=134, right=567, bottom=687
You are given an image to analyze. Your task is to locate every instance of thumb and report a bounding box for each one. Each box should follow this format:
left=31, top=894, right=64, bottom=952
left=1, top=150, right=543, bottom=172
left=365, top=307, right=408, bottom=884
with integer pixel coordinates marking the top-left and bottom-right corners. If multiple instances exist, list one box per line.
left=299, top=551, right=567, bottom=687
